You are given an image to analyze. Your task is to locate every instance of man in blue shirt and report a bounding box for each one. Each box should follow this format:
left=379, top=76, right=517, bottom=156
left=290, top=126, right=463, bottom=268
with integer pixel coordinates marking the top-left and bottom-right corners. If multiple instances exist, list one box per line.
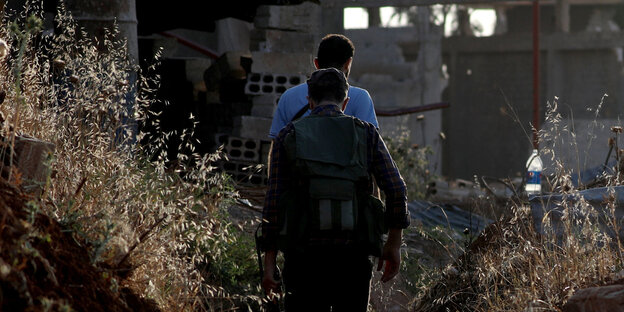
left=268, top=34, right=378, bottom=139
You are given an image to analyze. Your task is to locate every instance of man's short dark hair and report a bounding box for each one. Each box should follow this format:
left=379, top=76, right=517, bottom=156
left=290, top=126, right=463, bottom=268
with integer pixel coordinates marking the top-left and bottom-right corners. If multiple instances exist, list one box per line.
left=317, top=34, right=355, bottom=70
left=307, top=68, right=349, bottom=104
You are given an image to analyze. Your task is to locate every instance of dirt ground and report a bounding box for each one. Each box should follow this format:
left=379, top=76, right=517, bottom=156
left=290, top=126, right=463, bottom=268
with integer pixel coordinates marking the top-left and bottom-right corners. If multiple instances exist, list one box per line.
left=0, top=178, right=159, bottom=312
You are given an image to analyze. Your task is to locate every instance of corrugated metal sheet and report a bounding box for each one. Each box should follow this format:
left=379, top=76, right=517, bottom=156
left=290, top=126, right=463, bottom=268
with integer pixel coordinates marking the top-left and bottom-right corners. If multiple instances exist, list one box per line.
left=408, top=200, right=493, bottom=234
left=530, top=185, right=624, bottom=236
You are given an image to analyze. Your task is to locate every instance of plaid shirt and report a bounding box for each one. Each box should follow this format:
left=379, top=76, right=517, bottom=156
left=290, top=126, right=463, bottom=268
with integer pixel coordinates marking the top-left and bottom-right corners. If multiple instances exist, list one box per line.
left=262, top=103, right=409, bottom=251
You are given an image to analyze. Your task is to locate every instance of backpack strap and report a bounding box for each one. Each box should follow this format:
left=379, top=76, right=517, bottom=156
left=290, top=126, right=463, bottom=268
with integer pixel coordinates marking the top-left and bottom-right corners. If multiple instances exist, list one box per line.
left=290, top=104, right=309, bottom=122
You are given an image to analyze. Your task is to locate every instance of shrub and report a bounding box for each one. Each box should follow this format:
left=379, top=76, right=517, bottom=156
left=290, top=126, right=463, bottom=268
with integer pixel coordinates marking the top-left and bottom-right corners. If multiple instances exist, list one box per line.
left=383, top=130, right=434, bottom=200
left=0, top=4, right=254, bottom=311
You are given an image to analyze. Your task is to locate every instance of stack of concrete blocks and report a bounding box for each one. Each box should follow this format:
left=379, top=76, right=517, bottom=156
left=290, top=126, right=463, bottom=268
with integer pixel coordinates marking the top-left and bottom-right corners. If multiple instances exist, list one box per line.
left=225, top=2, right=320, bottom=186
left=215, top=133, right=271, bottom=187
left=345, top=7, right=446, bottom=175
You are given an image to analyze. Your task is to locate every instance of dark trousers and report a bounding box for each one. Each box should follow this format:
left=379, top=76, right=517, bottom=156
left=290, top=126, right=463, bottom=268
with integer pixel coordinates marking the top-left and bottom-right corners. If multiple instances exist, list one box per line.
left=283, top=246, right=373, bottom=312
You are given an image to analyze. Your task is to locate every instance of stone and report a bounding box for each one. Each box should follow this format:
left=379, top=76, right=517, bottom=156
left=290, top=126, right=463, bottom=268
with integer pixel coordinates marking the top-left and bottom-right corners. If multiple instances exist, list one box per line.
left=562, top=284, right=624, bottom=312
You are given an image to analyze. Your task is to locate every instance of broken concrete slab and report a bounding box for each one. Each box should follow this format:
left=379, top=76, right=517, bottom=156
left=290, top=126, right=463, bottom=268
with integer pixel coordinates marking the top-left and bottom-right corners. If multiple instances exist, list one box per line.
left=251, top=29, right=316, bottom=53
left=255, top=1, right=321, bottom=33
left=215, top=17, right=253, bottom=55
left=250, top=51, right=314, bottom=76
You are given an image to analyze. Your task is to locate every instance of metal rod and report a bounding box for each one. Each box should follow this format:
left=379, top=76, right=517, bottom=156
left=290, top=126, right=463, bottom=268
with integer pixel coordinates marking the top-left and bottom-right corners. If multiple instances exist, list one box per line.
left=158, top=31, right=219, bottom=60
left=375, top=102, right=450, bottom=116
left=532, top=0, right=540, bottom=149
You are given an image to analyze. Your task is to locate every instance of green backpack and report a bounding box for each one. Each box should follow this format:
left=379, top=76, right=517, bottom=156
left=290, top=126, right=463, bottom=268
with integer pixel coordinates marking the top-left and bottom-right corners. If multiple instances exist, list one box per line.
left=276, top=114, right=387, bottom=256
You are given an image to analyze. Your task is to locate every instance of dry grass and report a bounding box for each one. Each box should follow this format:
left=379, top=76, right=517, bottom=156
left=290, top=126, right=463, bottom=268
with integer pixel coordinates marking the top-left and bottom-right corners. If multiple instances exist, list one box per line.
left=411, top=97, right=624, bottom=311
left=0, top=4, right=252, bottom=311
left=6, top=3, right=624, bottom=312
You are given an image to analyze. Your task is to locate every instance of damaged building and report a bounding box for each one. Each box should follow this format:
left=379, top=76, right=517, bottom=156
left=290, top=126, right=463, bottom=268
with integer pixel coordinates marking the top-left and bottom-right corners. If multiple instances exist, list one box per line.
left=159, top=0, right=624, bottom=188
left=4, top=0, right=624, bottom=189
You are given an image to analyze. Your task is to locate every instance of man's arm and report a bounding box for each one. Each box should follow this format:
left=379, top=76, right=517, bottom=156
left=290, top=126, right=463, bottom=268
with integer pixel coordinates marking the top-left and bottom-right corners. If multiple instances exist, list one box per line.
left=368, top=127, right=409, bottom=283
left=262, top=127, right=292, bottom=251
left=377, top=228, right=403, bottom=282
left=261, top=125, right=293, bottom=292
left=262, top=250, right=280, bottom=295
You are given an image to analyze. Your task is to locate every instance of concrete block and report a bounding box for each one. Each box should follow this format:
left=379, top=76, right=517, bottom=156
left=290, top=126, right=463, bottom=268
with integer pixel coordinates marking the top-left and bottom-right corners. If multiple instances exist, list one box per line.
left=252, top=94, right=280, bottom=106
left=251, top=29, right=316, bottom=53
left=251, top=95, right=280, bottom=118
left=215, top=133, right=271, bottom=163
left=231, top=136, right=259, bottom=162
left=251, top=102, right=277, bottom=118
left=251, top=51, right=313, bottom=75
left=214, top=133, right=230, bottom=148
left=232, top=115, right=273, bottom=141
left=255, top=1, right=321, bottom=33
left=245, top=72, right=306, bottom=96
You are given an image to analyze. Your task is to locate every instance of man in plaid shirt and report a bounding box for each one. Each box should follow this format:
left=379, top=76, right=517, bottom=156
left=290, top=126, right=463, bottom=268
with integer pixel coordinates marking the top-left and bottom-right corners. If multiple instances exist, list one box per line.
left=261, top=68, right=409, bottom=312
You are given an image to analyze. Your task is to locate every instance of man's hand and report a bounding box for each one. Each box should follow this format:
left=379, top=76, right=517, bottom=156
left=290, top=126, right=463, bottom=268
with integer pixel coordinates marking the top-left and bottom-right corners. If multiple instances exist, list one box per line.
left=262, top=250, right=281, bottom=295
left=376, top=228, right=402, bottom=283
left=262, top=267, right=281, bottom=296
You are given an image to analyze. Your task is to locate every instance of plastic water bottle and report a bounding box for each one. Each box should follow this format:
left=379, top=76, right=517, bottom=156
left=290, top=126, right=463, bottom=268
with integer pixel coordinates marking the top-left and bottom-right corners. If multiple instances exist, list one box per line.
left=525, top=149, right=543, bottom=196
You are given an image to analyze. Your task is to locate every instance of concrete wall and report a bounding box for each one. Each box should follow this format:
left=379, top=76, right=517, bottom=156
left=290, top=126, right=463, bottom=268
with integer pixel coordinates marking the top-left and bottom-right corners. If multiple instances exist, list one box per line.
left=505, top=4, right=622, bottom=34
left=440, top=31, right=624, bottom=180
left=346, top=13, right=447, bottom=174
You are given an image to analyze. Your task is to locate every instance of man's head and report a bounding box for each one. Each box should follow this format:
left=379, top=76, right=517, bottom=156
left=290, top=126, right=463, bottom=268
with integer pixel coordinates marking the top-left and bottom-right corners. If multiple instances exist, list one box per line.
left=314, top=34, right=355, bottom=78
left=307, top=68, right=349, bottom=110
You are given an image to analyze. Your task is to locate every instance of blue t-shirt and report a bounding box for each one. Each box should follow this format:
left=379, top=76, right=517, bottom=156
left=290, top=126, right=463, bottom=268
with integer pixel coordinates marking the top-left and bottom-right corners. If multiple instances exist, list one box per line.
left=268, top=83, right=379, bottom=139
